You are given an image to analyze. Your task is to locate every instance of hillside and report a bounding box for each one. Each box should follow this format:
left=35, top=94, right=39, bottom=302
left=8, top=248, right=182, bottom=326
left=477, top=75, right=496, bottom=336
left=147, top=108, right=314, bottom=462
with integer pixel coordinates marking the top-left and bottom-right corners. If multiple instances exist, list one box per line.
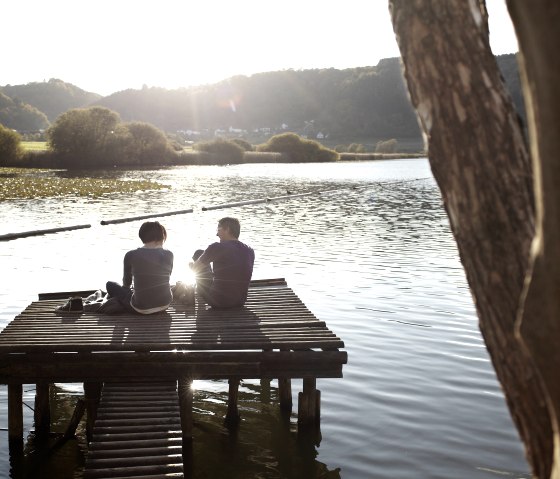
left=94, top=58, right=423, bottom=141
left=0, top=54, right=523, bottom=144
left=0, top=78, right=101, bottom=124
left=0, top=91, right=49, bottom=131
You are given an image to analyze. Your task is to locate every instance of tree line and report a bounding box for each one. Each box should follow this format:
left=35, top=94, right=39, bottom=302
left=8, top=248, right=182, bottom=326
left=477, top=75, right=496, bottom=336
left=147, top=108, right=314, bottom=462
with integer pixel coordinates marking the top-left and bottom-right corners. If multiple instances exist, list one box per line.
left=0, top=106, right=340, bottom=168
left=0, top=55, right=523, bottom=143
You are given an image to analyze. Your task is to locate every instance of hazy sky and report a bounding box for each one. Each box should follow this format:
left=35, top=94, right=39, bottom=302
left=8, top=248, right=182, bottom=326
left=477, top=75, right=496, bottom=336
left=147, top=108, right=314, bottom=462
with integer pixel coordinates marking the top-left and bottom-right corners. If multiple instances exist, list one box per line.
left=2, top=0, right=518, bottom=96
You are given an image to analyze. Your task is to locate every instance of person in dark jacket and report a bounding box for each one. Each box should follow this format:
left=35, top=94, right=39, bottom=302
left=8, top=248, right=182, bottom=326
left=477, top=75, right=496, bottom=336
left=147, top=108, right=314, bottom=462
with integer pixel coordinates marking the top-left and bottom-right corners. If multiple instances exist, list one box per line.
left=190, top=217, right=254, bottom=308
left=106, top=221, right=174, bottom=314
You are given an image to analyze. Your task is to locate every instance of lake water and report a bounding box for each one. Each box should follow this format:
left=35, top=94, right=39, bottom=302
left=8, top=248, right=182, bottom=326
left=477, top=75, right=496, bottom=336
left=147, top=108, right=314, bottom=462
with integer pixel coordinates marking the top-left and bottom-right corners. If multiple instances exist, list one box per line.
left=0, top=159, right=531, bottom=478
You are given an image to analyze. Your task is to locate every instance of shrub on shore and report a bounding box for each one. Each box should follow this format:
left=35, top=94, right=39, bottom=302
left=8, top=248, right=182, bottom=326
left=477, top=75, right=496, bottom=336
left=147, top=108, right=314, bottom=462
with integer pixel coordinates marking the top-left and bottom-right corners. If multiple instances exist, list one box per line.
left=47, top=107, right=175, bottom=168
left=375, top=139, right=398, bottom=153
left=0, top=124, right=24, bottom=166
left=257, top=133, right=339, bottom=162
left=230, top=138, right=254, bottom=151
left=193, top=138, right=244, bottom=164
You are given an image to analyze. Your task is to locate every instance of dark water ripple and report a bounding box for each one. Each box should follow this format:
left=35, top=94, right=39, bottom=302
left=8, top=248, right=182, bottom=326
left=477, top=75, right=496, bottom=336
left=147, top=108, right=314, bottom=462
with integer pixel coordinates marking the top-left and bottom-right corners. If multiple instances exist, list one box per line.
left=0, top=160, right=530, bottom=478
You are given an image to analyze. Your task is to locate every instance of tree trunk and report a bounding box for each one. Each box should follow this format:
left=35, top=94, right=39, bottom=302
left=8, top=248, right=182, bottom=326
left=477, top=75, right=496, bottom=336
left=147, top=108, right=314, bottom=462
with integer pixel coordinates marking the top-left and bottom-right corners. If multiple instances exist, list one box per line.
left=506, top=1, right=560, bottom=477
left=388, top=1, right=553, bottom=477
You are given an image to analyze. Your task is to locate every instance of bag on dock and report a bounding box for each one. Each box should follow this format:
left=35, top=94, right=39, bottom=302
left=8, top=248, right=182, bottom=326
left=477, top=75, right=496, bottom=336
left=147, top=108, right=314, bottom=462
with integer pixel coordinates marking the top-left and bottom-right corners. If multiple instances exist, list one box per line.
left=171, top=281, right=195, bottom=305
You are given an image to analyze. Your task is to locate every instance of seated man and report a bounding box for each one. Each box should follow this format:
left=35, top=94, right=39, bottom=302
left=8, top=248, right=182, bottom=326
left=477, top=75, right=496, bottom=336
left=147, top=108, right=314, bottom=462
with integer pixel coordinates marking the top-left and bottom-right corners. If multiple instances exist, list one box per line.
left=190, top=217, right=255, bottom=308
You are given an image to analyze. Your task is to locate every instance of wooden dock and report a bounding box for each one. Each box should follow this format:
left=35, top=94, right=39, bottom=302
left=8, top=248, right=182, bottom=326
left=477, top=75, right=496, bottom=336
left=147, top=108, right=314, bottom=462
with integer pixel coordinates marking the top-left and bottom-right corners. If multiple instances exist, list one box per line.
left=0, top=278, right=346, bottom=474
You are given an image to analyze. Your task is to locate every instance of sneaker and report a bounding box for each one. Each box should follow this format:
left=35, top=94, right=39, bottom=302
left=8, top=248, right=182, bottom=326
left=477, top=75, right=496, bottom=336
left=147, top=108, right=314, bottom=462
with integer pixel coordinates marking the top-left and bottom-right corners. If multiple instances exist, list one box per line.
left=55, top=296, right=83, bottom=313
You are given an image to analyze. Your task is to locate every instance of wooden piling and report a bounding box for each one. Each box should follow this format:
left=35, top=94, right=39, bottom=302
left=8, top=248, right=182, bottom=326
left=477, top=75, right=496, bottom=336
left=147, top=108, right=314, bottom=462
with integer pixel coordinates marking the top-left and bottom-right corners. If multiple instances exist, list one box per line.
left=8, top=384, right=23, bottom=445
left=84, top=382, right=102, bottom=442
left=34, top=382, right=51, bottom=439
left=225, top=378, right=241, bottom=424
left=178, top=377, right=193, bottom=441
left=298, top=378, right=321, bottom=427
left=278, top=378, right=293, bottom=412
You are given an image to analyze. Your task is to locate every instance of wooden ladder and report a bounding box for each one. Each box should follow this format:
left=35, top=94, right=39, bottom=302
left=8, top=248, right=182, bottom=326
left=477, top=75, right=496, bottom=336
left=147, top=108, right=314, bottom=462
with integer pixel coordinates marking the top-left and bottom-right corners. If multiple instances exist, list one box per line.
left=84, top=381, right=184, bottom=479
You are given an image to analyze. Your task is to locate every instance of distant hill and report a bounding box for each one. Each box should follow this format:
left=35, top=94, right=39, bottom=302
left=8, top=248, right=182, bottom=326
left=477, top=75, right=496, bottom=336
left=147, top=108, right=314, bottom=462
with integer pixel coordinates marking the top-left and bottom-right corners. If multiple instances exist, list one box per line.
left=0, top=55, right=523, bottom=144
left=93, top=59, right=423, bottom=140
left=0, top=78, right=101, bottom=124
left=93, top=54, right=523, bottom=142
left=0, top=91, right=49, bottom=131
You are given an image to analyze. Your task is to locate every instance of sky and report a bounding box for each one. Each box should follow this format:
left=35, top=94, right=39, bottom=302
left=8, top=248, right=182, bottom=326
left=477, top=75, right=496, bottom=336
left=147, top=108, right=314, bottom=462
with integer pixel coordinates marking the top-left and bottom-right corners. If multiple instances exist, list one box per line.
left=2, top=0, right=518, bottom=97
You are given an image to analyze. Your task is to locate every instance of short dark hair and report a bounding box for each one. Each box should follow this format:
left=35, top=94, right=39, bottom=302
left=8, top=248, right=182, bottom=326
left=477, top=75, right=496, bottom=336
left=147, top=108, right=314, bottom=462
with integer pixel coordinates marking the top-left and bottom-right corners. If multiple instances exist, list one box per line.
left=219, top=217, right=240, bottom=238
left=138, top=221, right=167, bottom=243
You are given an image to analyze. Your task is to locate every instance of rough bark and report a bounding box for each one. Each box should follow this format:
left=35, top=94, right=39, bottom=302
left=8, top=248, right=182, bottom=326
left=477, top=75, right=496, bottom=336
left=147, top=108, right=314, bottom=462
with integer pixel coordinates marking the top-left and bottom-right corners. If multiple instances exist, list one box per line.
left=507, top=1, right=560, bottom=477
left=388, top=1, right=552, bottom=477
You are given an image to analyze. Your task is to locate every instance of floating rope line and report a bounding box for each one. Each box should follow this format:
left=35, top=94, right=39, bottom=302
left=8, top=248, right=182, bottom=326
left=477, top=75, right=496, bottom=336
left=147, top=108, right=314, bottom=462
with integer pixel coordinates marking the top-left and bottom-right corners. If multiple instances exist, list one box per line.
left=100, top=208, right=194, bottom=225
left=201, top=198, right=268, bottom=211
left=0, top=224, right=91, bottom=242
left=1, top=178, right=433, bottom=241
left=201, top=192, right=316, bottom=211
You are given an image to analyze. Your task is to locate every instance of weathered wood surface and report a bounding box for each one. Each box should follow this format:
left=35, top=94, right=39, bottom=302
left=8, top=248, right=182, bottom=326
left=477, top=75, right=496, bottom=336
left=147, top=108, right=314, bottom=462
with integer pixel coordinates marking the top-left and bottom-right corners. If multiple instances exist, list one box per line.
left=0, top=279, right=347, bottom=383
left=84, top=381, right=184, bottom=479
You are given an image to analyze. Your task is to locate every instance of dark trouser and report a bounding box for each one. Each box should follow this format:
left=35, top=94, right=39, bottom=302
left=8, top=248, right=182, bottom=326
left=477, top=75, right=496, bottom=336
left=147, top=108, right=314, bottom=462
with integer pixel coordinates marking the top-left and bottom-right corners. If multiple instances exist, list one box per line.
left=193, top=262, right=214, bottom=305
left=106, top=281, right=136, bottom=313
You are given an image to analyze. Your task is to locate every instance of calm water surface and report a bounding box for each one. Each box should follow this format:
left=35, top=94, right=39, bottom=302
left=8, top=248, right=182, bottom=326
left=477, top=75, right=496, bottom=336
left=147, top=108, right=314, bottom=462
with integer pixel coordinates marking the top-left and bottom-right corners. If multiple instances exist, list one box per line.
left=0, top=159, right=530, bottom=478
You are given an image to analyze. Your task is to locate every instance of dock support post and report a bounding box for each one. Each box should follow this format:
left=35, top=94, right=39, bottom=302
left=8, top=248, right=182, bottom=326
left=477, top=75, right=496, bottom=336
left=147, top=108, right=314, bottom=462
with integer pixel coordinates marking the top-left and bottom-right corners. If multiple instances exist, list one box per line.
left=8, top=384, right=23, bottom=447
left=225, top=378, right=241, bottom=425
left=178, top=377, right=194, bottom=441
left=84, top=382, right=102, bottom=442
left=298, top=378, right=321, bottom=427
left=34, top=382, right=51, bottom=439
left=278, top=378, right=293, bottom=412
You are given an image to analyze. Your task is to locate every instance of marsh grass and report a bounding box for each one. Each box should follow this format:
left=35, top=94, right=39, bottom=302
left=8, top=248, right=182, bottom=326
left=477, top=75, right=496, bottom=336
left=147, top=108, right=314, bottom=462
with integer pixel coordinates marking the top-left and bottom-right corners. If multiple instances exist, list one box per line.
left=0, top=167, right=168, bottom=201
left=21, top=141, right=48, bottom=151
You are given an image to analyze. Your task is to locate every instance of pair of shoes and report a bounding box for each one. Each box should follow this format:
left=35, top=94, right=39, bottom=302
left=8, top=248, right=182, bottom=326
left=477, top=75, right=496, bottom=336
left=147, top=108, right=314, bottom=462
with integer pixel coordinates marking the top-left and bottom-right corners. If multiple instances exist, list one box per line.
left=55, top=296, right=83, bottom=313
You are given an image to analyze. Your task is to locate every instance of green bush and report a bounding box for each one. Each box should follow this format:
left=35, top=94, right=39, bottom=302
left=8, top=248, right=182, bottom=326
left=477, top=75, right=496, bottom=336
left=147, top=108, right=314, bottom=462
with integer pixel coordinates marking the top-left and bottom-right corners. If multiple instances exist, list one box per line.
left=348, top=143, right=366, bottom=153
left=375, top=139, right=398, bottom=154
left=122, top=122, right=174, bottom=165
left=230, top=138, right=254, bottom=151
left=47, top=107, right=121, bottom=166
left=256, top=132, right=339, bottom=163
left=0, top=123, right=23, bottom=166
left=47, top=107, right=174, bottom=167
left=194, top=138, right=244, bottom=164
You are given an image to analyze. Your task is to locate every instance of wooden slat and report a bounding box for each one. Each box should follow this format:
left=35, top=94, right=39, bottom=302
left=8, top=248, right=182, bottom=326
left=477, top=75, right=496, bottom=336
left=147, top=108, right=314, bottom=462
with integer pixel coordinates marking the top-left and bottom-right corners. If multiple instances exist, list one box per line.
left=84, top=381, right=184, bottom=479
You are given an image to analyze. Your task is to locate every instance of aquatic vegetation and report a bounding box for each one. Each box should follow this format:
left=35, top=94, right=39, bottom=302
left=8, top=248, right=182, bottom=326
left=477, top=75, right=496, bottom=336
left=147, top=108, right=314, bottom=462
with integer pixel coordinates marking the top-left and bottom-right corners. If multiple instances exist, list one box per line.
left=0, top=168, right=169, bottom=201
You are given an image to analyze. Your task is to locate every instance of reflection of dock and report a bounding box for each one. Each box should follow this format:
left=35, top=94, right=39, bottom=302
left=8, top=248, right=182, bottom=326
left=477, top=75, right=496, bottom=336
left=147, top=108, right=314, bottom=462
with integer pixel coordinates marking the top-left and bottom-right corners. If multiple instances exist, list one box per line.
left=0, top=278, right=346, bottom=475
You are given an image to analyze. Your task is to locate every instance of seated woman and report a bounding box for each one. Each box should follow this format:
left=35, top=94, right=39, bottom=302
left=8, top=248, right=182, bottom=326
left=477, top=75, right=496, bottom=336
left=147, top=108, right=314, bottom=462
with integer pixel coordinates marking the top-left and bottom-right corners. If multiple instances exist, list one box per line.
left=106, top=221, right=174, bottom=314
